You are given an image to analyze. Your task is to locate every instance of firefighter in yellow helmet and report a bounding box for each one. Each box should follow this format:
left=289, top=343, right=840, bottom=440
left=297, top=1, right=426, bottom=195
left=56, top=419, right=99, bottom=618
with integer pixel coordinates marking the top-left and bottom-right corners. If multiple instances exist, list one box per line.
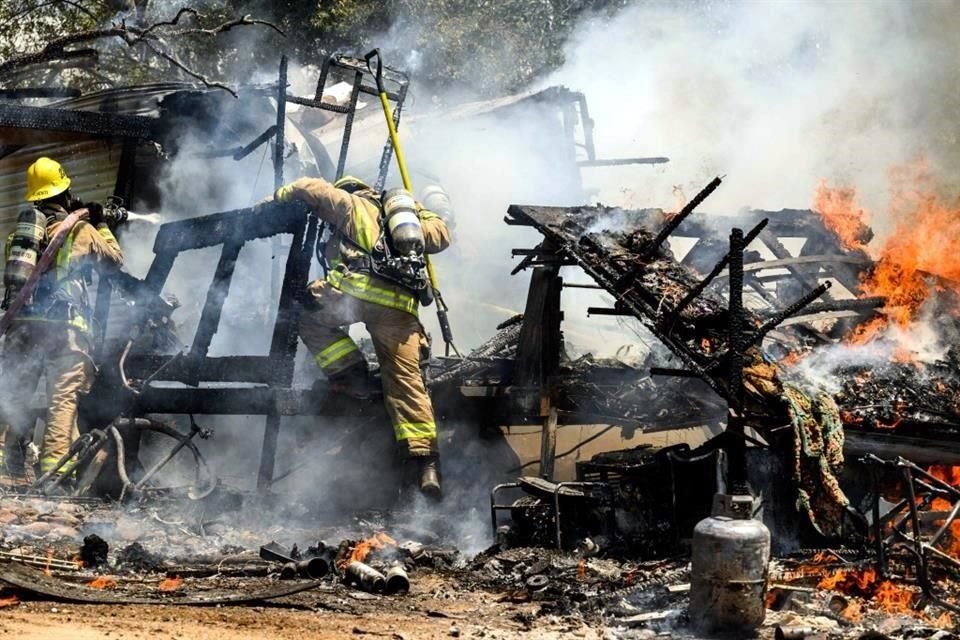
left=261, top=175, right=451, bottom=500
left=0, top=157, right=123, bottom=482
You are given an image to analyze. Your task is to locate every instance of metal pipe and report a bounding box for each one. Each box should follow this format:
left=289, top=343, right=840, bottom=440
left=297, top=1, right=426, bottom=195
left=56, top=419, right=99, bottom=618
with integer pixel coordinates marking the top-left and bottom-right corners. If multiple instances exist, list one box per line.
left=775, top=626, right=819, bottom=640
left=296, top=558, right=329, bottom=579
left=346, top=561, right=386, bottom=593
left=385, top=564, right=410, bottom=594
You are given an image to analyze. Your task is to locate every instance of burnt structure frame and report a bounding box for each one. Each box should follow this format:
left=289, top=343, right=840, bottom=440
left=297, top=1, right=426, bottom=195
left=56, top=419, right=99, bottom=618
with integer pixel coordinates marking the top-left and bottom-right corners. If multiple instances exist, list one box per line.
left=865, top=454, right=960, bottom=613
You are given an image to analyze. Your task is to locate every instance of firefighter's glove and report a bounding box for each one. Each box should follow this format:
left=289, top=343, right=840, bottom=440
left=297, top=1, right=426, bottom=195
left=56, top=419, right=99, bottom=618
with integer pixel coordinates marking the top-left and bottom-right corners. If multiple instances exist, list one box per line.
left=86, top=202, right=104, bottom=226
left=274, top=183, right=296, bottom=203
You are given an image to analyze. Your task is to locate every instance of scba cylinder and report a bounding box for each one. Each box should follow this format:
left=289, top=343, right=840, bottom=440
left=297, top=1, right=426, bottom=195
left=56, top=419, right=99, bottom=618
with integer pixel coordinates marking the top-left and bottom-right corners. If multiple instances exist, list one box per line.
left=383, top=188, right=424, bottom=256
left=689, top=515, right=770, bottom=632
left=4, top=208, right=47, bottom=294
left=420, top=185, right=453, bottom=219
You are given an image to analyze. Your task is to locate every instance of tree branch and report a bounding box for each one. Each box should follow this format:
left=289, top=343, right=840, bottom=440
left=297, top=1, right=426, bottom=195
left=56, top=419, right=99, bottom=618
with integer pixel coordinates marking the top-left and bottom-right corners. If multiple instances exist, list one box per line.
left=0, top=6, right=284, bottom=94
left=142, top=38, right=238, bottom=97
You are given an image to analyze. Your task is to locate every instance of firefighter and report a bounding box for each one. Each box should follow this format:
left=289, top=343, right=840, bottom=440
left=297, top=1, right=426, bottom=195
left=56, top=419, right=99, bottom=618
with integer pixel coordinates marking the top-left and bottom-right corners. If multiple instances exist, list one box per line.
left=0, top=157, right=123, bottom=480
left=260, top=175, right=450, bottom=500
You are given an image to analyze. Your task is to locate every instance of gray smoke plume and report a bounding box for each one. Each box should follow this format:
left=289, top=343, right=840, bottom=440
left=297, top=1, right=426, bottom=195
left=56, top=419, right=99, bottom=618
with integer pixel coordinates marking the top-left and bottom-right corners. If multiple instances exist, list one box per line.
left=113, top=0, right=960, bottom=546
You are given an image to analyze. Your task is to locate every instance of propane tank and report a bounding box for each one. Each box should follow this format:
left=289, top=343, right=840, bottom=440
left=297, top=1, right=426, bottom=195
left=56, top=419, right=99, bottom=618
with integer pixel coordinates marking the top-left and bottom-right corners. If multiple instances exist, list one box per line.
left=420, top=184, right=453, bottom=222
left=382, top=188, right=424, bottom=256
left=4, top=207, right=47, bottom=300
left=689, top=515, right=770, bottom=632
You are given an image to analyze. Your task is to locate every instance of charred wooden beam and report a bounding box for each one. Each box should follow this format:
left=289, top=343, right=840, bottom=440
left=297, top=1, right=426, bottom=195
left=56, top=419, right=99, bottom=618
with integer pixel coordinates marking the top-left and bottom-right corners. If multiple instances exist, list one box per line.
left=0, top=103, right=162, bottom=140
left=643, top=176, right=722, bottom=258
left=669, top=218, right=769, bottom=322
left=743, top=281, right=832, bottom=350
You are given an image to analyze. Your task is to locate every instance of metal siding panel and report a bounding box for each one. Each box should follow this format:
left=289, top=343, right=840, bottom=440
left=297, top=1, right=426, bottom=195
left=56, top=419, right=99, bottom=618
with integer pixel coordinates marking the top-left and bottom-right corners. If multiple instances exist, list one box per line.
left=0, top=140, right=121, bottom=239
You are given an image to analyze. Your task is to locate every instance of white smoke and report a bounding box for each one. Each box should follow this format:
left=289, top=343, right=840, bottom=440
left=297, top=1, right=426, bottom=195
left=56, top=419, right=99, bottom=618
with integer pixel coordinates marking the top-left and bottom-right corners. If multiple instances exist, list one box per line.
left=548, top=0, right=959, bottom=227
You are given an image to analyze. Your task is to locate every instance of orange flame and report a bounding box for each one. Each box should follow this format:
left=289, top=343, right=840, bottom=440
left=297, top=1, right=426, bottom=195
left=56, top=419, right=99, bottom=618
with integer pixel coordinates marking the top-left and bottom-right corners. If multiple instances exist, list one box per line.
left=813, top=180, right=872, bottom=251
left=577, top=559, right=587, bottom=582
left=158, top=576, right=183, bottom=592
left=339, top=532, right=397, bottom=570
left=814, top=160, right=960, bottom=344
left=817, top=568, right=917, bottom=614
left=86, top=576, right=118, bottom=590
left=839, top=598, right=863, bottom=622
left=0, top=594, right=19, bottom=608
left=43, top=548, right=53, bottom=577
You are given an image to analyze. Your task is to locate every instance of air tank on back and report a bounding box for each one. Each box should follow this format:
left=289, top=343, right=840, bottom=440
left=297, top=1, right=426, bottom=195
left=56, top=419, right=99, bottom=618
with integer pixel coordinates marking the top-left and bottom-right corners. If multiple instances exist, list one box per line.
left=4, top=207, right=47, bottom=301
left=689, top=514, right=770, bottom=631
left=382, top=188, right=424, bottom=256
left=420, top=184, right=454, bottom=228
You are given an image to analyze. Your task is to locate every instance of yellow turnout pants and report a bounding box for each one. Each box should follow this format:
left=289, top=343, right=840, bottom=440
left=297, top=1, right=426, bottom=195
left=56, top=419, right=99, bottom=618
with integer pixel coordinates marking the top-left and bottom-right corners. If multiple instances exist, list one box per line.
left=0, top=323, right=93, bottom=474
left=298, top=278, right=438, bottom=458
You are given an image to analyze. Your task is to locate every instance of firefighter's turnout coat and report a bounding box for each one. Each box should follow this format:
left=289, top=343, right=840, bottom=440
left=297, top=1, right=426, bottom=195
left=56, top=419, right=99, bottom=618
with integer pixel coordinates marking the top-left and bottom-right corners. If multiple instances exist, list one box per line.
left=0, top=203, right=122, bottom=474
left=276, top=178, right=450, bottom=458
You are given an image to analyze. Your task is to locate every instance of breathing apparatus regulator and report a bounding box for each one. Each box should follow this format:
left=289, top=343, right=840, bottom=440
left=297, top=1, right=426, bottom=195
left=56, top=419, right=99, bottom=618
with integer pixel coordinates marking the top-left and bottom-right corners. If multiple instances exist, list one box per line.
left=375, top=188, right=433, bottom=306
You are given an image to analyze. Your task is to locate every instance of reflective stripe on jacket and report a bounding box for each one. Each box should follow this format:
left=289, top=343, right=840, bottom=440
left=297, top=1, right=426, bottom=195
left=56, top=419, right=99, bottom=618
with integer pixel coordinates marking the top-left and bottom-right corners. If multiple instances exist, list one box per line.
left=275, top=177, right=450, bottom=316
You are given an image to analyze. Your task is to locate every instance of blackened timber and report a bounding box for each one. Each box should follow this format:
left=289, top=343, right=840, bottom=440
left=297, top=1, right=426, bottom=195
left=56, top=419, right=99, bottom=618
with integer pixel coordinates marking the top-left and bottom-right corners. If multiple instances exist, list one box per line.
left=759, top=296, right=885, bottom=318
left=743, top=281, right=832, bottom=350
left=151, top=203, right=307, bottom=253
left=757, top=228, right=834, bottom=303
left=587, top=306, right=630, bottom=316
left=336, top=70, right=363, bottom=179
left=507, top=204, right=729, bottom=401
left=189, top=242, right=242, bottom=361
left=643, top=176, right=722, bottom=258
left=0, top=103, right=161, bottom=140
left=124, top=356, right=293, bottom=384
left=134, top=386, right=390, bottom=418
left=269, top=216, right=317, bottom=385
left=578, top=157, right=669, bottom=167
left=234, top=125, right=278, bottom=161
left=650, top=367, right=701, bottom=378
left=274, top=56, right=288, bottom=189
left=670, top=218, right=769, bottom=322
left=726, top=228, right=749, bottom=493
left=258, top=213, right=316, bottom=487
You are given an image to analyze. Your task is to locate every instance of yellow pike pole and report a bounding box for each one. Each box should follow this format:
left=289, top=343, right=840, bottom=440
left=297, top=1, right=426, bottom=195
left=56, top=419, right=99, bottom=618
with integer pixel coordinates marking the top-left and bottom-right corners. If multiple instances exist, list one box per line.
left=365, top=49, right=460, bottom=357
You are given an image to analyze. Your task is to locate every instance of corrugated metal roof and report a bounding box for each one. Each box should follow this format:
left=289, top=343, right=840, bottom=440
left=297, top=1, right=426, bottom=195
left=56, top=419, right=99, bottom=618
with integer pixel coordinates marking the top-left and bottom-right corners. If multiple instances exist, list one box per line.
left=51, top=82, right=197, bottom=117
left=0, top=140, right=121, bottom=235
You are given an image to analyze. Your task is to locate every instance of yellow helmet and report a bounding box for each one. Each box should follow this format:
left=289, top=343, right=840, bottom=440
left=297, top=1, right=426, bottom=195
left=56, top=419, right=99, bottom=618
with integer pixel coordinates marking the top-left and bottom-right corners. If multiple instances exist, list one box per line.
left=25, top=157, right=71, bottom=202
left=333, top=175, right=371, bottom=194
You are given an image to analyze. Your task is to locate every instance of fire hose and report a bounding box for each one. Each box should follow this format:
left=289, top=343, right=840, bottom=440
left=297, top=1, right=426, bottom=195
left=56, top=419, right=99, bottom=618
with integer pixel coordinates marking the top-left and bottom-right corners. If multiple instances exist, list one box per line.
left=364, top=48, right=461, bottom=358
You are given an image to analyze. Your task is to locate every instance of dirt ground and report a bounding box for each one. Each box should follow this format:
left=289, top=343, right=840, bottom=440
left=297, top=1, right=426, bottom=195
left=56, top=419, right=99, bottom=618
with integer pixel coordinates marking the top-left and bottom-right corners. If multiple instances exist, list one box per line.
left=0, top=573, right=607, bottom=640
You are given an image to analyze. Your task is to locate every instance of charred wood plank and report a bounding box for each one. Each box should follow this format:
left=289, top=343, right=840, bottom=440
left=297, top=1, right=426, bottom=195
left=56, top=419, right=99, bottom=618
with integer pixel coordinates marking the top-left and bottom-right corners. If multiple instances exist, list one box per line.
left=643, top=176, right=722, bottom=258
left=151, top=203, right=307, bottom=254
left=669, top=218, right=769, bottom=322
left=743, top=281, right=832, bottom=350
left=0, top=103, right=162, bottom=140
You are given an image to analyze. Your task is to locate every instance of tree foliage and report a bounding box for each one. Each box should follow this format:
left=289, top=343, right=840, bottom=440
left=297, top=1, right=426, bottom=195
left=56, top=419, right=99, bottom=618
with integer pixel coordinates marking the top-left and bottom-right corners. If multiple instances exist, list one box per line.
left=0, top=0, right=628, bottom=96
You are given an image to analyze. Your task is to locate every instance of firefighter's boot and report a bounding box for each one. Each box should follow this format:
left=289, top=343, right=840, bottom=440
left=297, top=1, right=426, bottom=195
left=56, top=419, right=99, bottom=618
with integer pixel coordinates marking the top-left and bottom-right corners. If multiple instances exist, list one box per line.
left=417, top=456, right=441, bottom=501
left=325, top=362, right=374, bottom=400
